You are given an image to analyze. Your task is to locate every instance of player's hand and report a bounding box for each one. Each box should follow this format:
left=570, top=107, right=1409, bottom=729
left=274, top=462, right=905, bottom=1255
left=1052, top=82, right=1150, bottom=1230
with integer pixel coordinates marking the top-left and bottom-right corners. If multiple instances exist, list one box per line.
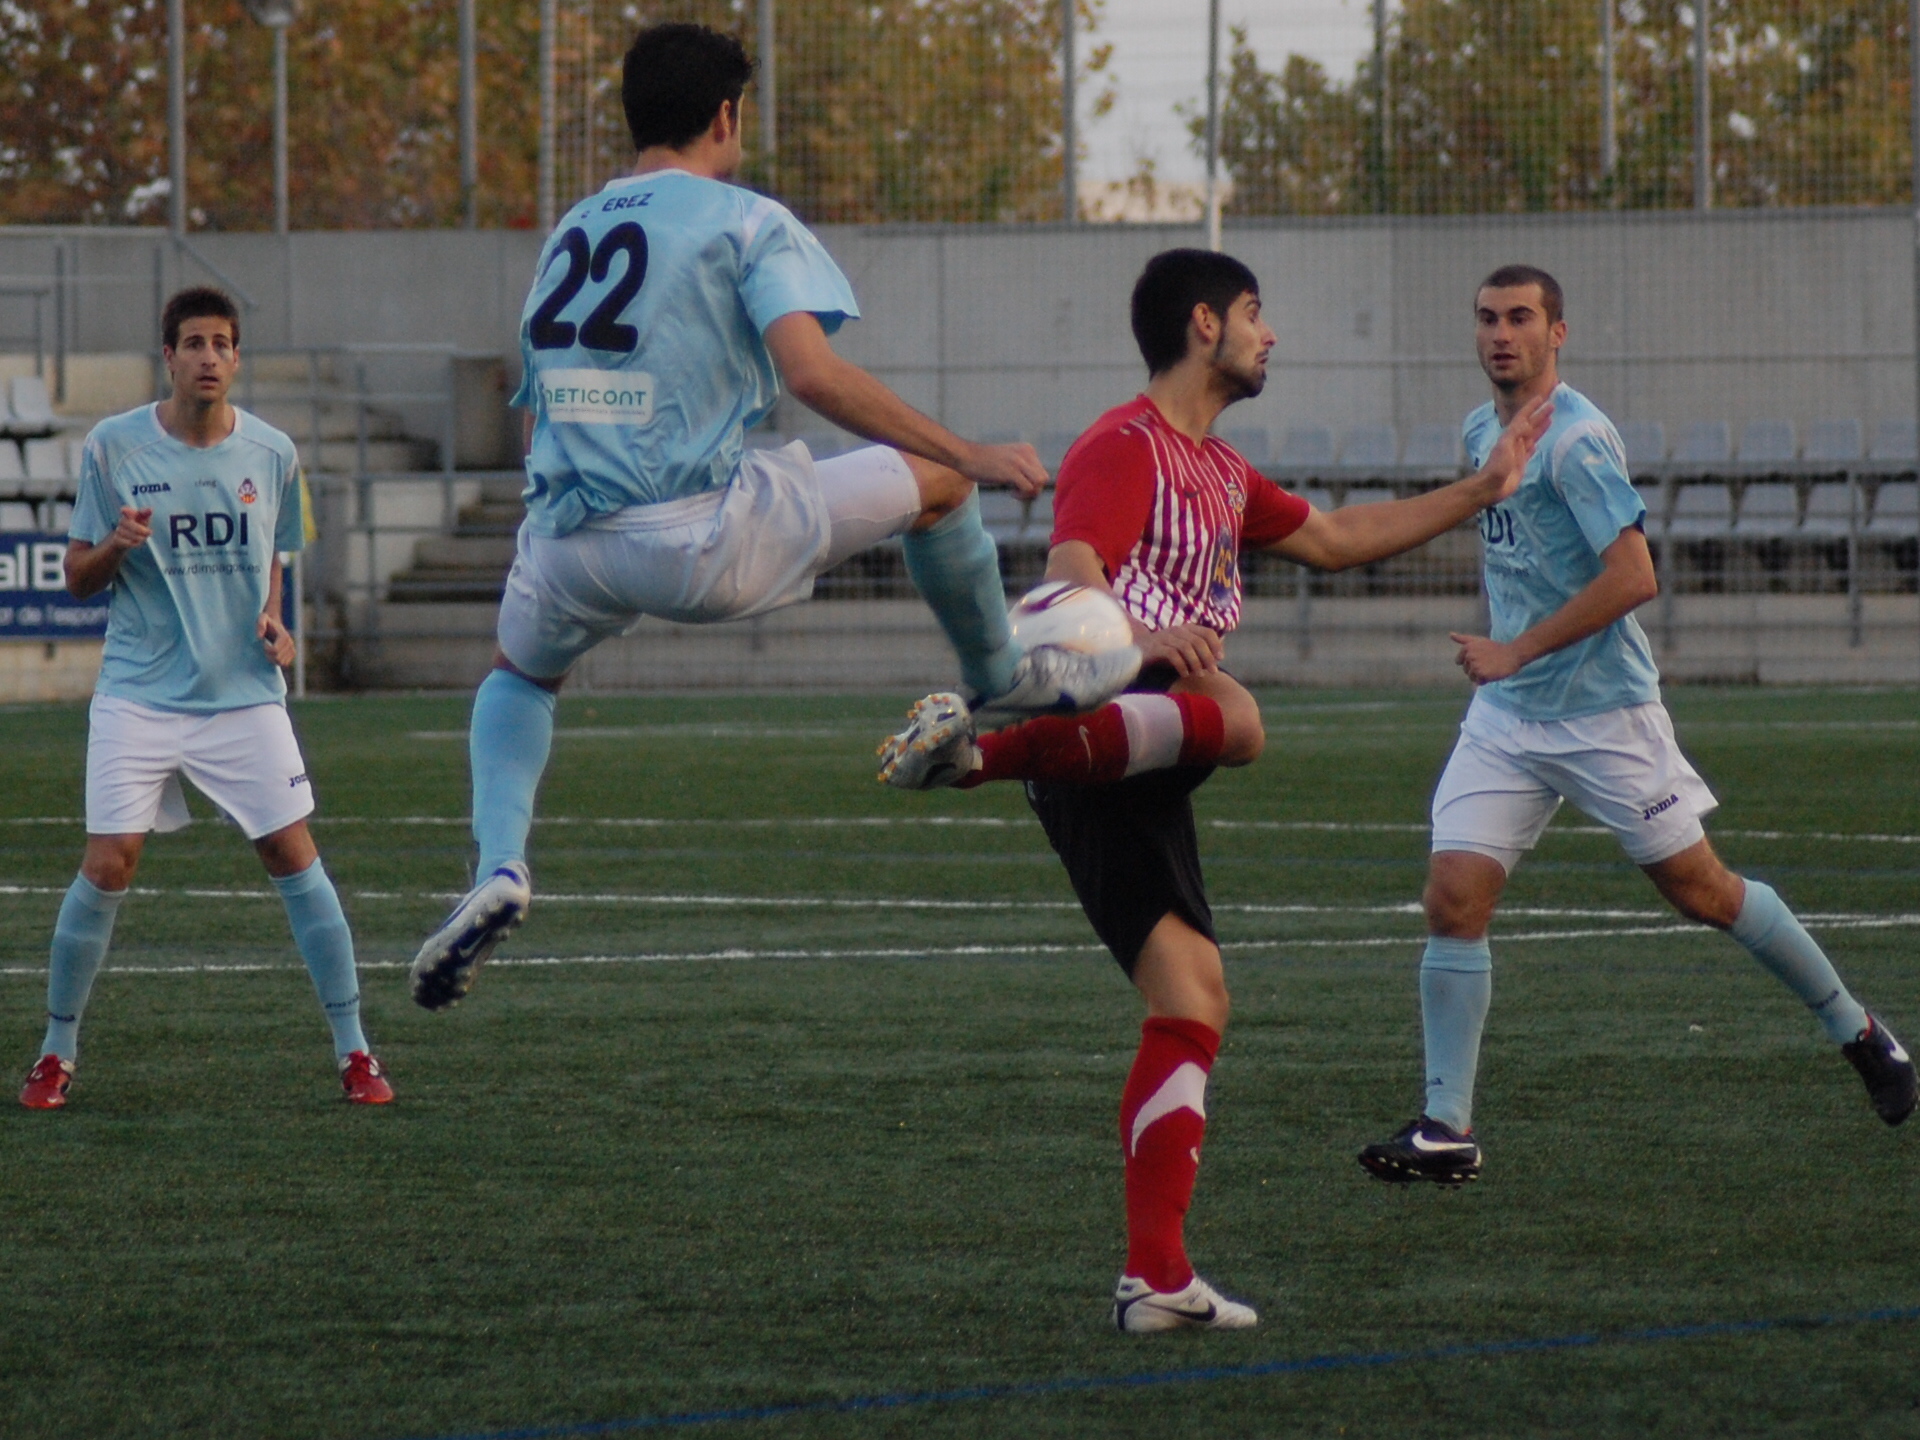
left=957, top=441, right=1047, bottom=500
left=1138, top=623, right=1224, bottom=677
left=1449, top=632, right=1525, bottom=684
left=1478, top=395, right=1554, bottom=504
left=258, top=610, right=296, bottom=668
left=112, top=507, right=154, bottom=551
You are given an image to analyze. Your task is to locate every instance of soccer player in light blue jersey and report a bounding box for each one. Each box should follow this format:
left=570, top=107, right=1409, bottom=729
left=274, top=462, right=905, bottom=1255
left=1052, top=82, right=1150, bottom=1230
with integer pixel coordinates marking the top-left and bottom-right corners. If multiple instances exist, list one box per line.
left=408, top=23, right=1137, bottom=1010
left=1358, top=264, right=1914, bottom=1182
left=18, top=287, right=392, bottom=1110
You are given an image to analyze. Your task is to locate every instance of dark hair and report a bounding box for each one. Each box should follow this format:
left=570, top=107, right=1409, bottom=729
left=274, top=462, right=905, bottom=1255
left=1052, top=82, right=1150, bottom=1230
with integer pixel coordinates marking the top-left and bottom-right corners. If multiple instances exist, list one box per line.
left=1477, top=264, right=1564, bottom=325
left=621, top=23, right=754, bottom=152
left=162, top=285, right=240, bottom=350
left=1130, top=249, right=1260, bottom=375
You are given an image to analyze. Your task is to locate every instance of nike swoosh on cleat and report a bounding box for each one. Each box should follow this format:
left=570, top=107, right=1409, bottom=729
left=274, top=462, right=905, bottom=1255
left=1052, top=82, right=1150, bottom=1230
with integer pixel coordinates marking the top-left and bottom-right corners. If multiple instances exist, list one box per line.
left=1889, top=1038, right=1911, bottom=1064
left=1408, top=1132, right=1476, bottom=1153
left=1121, top=1295, right=1217, bottom=1324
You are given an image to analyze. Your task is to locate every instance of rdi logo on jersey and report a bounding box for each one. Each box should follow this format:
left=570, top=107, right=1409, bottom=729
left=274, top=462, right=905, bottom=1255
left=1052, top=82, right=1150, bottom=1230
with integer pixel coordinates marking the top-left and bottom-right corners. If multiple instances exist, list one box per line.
left=169, top=512, right=253, bottom=548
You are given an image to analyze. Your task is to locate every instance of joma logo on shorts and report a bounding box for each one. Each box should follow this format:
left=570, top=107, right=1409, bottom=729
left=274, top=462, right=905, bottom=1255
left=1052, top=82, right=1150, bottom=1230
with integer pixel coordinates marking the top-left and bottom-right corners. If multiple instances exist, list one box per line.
left=1642, top=793, right=1680, bottom=820
left=289, top=773, right=308, bottom=788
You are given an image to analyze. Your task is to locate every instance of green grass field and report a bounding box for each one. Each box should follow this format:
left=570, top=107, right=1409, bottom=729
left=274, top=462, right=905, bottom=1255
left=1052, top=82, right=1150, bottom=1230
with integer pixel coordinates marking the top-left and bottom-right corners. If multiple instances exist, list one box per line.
left=0, top=684, right=1916, bottom=1439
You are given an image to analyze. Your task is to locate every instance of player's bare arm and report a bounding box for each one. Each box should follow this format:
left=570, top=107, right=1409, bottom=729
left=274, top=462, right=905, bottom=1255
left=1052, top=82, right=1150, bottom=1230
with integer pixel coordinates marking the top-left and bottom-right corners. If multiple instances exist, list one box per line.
left=1043, top=539, right=1261, bottom=765
left=1270, top=394, right=1553, bottom=573
left=763, top=311, right=1046, bottom=498
left=1450, top=523, right=1658, bottom=684
left=258, top=554, right=296, bottom=668
left=64, top=506, right=154, bottom=600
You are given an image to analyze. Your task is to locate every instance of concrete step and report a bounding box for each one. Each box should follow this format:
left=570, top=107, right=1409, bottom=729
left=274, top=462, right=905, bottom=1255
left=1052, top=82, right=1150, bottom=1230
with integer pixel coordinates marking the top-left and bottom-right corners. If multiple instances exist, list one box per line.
left=297, top=436, right=439, bottom=474
left=409, top=535, right=517, bottom=571
left=246, top=400, right=410, bottom=443
left=454, top=498, right=525, bottom=536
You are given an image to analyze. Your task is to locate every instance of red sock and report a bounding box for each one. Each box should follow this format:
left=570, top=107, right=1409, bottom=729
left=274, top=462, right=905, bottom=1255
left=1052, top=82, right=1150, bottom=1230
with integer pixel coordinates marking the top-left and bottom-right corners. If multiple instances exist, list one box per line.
left=1119, top=1016, right=1220, bottom=1291
left=962, top=694, right=1226, bottom=787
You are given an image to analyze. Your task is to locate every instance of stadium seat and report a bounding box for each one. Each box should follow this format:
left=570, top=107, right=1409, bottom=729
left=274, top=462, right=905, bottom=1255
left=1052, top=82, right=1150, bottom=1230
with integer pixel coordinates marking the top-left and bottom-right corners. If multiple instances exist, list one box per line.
left=40, top=500, right=72, bottom=532
left=1801, top=481, right=1860, bottom=537
left=1336, top=425, right=1397, bottom=472
left=1035, top=431, right=1080, bottom=472
left=0, top=500, right=33, bottom=530
left=1026, top=487, right=1054, bottom=530
left=1218, top=426, right=1270, bottom=466
left=1618, top=421, right=1667, bottom=471
left=0, top=440, right=26, bottom=496
left=1634, top=479, right=1671, bottom=534
left=1338, top=486, right=1395, bottom=508
left=9, top=375, right=55, bottom=433
left=1737, top=419, right=1797, bottom=467
left=1299, top=486, right=1335, bottom=513
left=1732, top=481, right=1799, bottom=538
left=975, top=489, right=1029, bottom=541
left=21, top=438, right=69, bottom=498
left=1666, top=482, right=1734, bottom=538
left=1867, top=481, right=1919, bottom=537
left=1870, top=419, right=1918, bottom=464
left=66, top=434, right=87, bottom=478
left=1276, top=426, right=1334, bottom=471
left=1401, top=423, right=1462, bottom=471
left=1803, top=419, right=1864, bottom=466
left=1672, top=421, right=1732, bottom=469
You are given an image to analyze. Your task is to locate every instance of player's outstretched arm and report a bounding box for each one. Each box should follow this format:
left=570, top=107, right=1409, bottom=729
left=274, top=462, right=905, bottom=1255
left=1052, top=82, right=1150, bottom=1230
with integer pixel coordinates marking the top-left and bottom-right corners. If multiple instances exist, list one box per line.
left=65, top=506, right=153, bottom=599
left=1266, top=395, right=1553, bottom=573
left=764, top=311, right=1046, bottom=498
left=1450, top=524, right=1658, bottom=684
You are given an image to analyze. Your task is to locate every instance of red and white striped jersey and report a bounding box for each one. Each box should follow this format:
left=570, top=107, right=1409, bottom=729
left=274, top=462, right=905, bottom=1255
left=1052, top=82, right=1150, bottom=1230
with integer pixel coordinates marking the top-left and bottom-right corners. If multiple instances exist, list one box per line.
left=1050, top=395, right=1309, bottom=635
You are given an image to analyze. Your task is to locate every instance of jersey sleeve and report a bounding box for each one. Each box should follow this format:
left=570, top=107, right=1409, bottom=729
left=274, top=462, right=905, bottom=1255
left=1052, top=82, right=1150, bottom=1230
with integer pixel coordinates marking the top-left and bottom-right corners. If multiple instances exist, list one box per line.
left=1551, top=420, right=1645, bottom=556
left=1050, top=427, right=1155, bottom=578
left=1239, top=469, right=1312, bottom=548
left=273, top=456, right=307, bottom=554
left=67, top=432, right=114, bottom=544
left=739, top=200, right=860, bottom=337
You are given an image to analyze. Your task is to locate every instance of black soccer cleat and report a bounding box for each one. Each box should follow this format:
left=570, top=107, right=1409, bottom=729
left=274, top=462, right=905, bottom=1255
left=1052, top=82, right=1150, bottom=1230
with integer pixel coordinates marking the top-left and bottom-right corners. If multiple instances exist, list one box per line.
left=1842, top=1012, right=1917, bottom=1127
left=1358, top=1116, right=1483, bottom=1185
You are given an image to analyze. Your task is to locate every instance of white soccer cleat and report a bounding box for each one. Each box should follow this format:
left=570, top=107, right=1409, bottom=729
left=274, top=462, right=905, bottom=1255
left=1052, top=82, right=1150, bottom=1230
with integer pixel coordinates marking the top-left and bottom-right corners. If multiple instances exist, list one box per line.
left=876, top=692, right=981, bottom=789
left=409, top=861, right=532, bottom=1011
left=970, top=642, right=1142, bottom=731
left=1112, top=1273, right=1259, bottom=1334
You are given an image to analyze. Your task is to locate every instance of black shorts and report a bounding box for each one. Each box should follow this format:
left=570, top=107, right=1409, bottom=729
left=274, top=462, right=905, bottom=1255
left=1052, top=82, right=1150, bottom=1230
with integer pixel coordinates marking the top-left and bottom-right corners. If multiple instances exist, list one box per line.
left=1026, top=757, right=1218, bottom=977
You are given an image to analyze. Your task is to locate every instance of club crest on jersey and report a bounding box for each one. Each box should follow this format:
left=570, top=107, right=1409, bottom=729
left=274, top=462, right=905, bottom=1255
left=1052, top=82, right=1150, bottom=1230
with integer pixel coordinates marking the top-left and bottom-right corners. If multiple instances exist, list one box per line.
left=1224, top=474, right=1247, bottom=514
left=238, top=478, right=258, bottom=505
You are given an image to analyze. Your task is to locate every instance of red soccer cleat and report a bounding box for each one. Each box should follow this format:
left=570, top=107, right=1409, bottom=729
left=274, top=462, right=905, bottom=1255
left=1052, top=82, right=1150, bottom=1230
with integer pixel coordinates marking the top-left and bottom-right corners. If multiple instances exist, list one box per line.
left=339, top=1050, right=394, bottom=1105
left=20, top=1054, right=74, bottom=1110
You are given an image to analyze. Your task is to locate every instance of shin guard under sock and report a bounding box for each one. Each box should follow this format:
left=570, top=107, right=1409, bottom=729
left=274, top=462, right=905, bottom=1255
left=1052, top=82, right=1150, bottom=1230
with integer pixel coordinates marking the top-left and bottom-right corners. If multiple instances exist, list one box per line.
left=968, top=693, right=1225, bottom=786
left=470, top=668, right=557, bottom=877
left=1730, top=879, right=1869, bottom=1043
left=1120, top=1016, right=1220, bottom=1291
left=900, top=491, right=1021, bottom=699
left=41, top=874, right=125, bottom=1061
left=1420, top=936, right=1493, bottom=1133
left=273, top=859, right=369, bottom=1058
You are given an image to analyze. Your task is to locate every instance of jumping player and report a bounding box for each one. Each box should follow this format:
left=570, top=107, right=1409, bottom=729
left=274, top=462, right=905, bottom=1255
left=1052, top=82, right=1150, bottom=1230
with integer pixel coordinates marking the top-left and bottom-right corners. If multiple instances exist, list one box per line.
left=409, top=22, right=1136, bottom=1011
left=19, top=286, right=391, bottom=1110
left=881, top=249, right=1549, bottom=1330
left=1358, top=264, right=1915, bottom=1185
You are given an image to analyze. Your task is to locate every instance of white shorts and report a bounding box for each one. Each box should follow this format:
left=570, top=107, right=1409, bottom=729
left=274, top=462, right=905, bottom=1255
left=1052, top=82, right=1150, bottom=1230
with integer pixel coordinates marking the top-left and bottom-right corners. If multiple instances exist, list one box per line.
left=497, top=441, right=922, bottom=680
left=86, top=695, right=315, bottom=841
left=1430, top=693, right=1719, bottom=870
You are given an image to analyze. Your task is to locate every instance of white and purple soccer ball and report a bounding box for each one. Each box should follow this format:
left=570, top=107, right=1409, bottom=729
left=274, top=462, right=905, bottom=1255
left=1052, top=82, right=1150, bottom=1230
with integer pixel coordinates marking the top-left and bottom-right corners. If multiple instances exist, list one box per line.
left=1007, top=581, right=1134, bottom=655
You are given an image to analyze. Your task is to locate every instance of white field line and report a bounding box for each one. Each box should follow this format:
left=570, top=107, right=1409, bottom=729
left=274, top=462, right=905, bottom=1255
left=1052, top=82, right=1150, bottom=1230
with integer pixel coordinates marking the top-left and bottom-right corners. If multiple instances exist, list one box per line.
left=400, top=718, right=1920, bottom=740
left=0, top=815, right=1914, bottom=844
left=2, top=914, right=1915, bottom=979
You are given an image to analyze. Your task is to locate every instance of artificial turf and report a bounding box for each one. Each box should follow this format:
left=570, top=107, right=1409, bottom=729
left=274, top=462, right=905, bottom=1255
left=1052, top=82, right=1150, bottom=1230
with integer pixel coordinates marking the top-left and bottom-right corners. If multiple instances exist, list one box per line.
left=0, top=685, right=1915, bottom=1439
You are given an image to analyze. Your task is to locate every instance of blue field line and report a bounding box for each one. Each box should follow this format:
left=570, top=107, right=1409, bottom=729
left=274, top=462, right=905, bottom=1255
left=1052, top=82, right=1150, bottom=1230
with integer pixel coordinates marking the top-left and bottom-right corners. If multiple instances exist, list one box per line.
left=401, top=1302, right=1920, bottom=1440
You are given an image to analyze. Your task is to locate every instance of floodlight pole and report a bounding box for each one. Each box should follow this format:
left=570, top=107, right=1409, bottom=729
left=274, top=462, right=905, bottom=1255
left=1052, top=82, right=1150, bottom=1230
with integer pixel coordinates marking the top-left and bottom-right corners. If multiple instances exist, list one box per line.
left=1372, top=0, right=1389, bottom=213
left=1911, top=0, right=1919, bottom=662
left=168, top=0, right=186, bottom=234
left=459, top=0, right=477, bottom=227
left=1600, top=0, right=1616, bottom=189
left=538, top=0, right=557, bottom=230
left=1062, top=0, right=1076, bottom=225
left=1693, top=0, right=1711, bottom=208
left=1203, top=0, right=1221, bottom=250
left=271, top=24, right=289, bottom=234
left=757, top=0, right=777, bottom=184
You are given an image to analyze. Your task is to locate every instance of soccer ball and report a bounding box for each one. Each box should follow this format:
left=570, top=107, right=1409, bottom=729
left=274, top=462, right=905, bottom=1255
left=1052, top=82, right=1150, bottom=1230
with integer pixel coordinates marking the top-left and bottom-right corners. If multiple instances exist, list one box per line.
left=1007, top=580, right=1134, bottom=654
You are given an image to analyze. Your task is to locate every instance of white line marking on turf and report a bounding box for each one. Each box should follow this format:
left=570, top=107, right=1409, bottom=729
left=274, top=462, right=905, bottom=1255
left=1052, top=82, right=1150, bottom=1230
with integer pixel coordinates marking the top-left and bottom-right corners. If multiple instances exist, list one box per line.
left=4, top=915, right=1914, bottom=977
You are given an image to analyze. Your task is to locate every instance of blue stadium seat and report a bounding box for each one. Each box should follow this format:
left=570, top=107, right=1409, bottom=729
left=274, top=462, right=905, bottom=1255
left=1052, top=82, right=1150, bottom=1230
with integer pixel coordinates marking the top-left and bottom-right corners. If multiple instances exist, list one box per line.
left=1737, top=419, right=1797, bottom=466
left=1870, top=420, right=1918, bottom=464
left=1867, top=481, right=1918, bottom=537
left=1218, top=426, right=1270, bottom=466
left=1035, top=431, right=1080, bottom=472
left=1336, top=425, right=1397, bottom=472
left=975, top=490, right=1029, bottom=542
left=1299, top=486, right=1335, bottom=513
left=1401, top=423, right=1462, bottom=471
left=1672, top=421, right=1732, bottom=469
left=1732, top=481, right=1799, bottom=538
left=1619, top=421, right=1667, bottom=471
left=1666, top=482, right=1734, bottom=538
left=1338, top=485, right=1395, bottom=508
left=1803, top=419, right=1863, bottom=465
left=1276, top=426, right=1334, bottom=471
left=8, top=376, right=55, bottom=434
left=1801, top=482, right=1859, bottom=537
left=0, top=500, right=34, bottom=531
left=0, top=440, right=25, bottom=497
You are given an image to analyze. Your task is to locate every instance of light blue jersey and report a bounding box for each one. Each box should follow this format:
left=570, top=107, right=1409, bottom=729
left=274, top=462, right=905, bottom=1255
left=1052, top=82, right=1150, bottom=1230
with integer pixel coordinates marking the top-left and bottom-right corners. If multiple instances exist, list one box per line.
left=511, top=169, right=859, bottom=537
left=70, top=405, right=304, bottom=713
left=1463, top=383, right=1661, bottom=720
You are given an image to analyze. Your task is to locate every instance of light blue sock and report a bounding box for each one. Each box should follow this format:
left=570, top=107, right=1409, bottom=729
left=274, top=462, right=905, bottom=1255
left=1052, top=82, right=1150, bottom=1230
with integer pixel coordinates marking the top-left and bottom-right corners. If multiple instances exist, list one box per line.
left=41, top=874, right=126, bottom=1061
left=1730, top=879, right=1868, bottom=1043
left=1420, top=936, right=1493, bottom=1133
left=470, top=667, right=556, bottom=877
left=273, top=859, right=368, bottom=1058
left=900, top=490, right=1023, bottom=699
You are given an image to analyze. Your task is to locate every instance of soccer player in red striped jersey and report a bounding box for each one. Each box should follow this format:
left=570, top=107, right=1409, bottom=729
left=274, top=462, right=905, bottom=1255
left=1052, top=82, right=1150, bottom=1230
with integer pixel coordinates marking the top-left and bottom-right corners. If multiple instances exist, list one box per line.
left=879, top=249, right=1549, bottom=1332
